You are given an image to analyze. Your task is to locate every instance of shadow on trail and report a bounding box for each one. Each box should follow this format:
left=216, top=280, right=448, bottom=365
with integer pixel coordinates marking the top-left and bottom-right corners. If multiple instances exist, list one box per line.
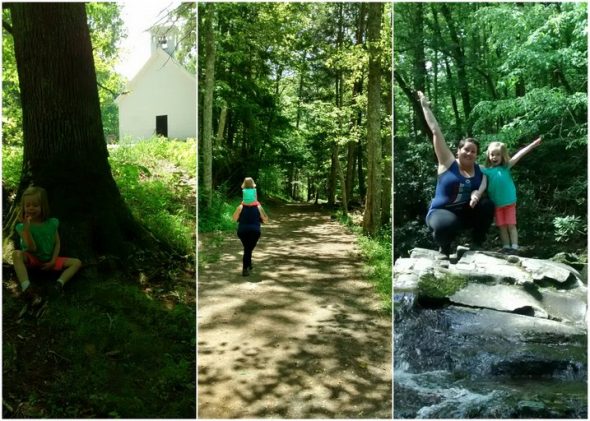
left=198, top=204, right=391, bottom=418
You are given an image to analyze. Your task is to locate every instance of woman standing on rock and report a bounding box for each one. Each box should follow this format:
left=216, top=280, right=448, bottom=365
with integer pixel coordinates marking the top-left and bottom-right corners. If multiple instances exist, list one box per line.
left=232, top=203, right=269, bottom=276
left=418, top=91, right=494, bottom=256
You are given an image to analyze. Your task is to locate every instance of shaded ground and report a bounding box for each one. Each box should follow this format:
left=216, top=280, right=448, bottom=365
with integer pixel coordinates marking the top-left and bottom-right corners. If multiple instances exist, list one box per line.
left=198, top=204, right=392, bottom=418
left=2, top=264, right=196, bottom=418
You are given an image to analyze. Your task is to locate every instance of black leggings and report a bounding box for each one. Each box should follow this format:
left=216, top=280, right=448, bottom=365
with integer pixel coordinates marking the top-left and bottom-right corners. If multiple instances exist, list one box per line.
left=426, top=198, right=494, bottom=252
left=237, top=230, right=261, bottom=270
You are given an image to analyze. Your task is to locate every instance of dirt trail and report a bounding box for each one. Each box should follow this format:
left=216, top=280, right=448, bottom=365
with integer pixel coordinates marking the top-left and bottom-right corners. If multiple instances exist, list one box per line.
left=198, top=204, right=392, bottom=418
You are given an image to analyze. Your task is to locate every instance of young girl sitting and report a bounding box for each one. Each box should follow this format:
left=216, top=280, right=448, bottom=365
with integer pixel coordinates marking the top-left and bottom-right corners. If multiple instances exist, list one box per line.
left=240, top=177, right=269, bottom=223
left=482, top=137, right=542, bottom=253
left=241, top=177, right=260, bottom=207
left=12, top=186, right=82, bottom=298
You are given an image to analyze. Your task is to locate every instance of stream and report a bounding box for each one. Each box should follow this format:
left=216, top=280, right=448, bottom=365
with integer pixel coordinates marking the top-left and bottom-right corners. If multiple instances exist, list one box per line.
left=393, top=293, right=587, bottom=418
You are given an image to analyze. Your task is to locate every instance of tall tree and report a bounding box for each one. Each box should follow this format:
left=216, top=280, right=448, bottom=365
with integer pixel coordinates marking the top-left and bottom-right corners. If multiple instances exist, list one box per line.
left=201, top=3, right=215, bottom=208
left=5, top=3, right=151, bottom=261
left=362, top=2, right=383, bottom=235
left=2, top=4, right=126, bottom=144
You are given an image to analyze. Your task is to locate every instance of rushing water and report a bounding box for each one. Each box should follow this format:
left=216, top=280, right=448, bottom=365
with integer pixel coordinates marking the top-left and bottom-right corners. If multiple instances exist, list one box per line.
left=393, top=293, right=588, bottom=418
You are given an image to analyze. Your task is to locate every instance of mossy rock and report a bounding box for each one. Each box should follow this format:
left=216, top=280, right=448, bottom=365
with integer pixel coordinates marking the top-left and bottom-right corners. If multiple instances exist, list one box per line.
left=417, top=273, right=468, bottom=299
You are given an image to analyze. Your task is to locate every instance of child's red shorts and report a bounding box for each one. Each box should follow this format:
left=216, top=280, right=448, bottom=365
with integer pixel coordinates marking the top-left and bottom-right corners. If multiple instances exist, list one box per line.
left=242, top=201, right=261, bottom=207
left=495, top=204, right=517, bottom=227
left=24, top=252, right=67, bottom=271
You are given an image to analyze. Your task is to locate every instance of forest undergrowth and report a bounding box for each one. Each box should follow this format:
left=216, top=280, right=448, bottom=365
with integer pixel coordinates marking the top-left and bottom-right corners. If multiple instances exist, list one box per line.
left=2, top=138, right=196, bottom=418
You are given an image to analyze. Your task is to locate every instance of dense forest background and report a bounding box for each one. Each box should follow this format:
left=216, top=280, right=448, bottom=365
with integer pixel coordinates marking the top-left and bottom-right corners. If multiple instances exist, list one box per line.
left=394, top=2, right=587, bottom=259
left=198, top=2, right=392, bottom=234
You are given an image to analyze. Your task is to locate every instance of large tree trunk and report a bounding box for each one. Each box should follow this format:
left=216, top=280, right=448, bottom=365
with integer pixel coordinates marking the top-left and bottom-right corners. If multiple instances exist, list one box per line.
left=328, top=143, right=337, bottom=206
left=362, top=2, right=383, bottom=235
left=346, top=3, right=366, bottom=204
left=381, top=76, right=392, bottom=227
left=202, top=3, right=215, bottom=207
left=6, top=3, right=152, bottom=262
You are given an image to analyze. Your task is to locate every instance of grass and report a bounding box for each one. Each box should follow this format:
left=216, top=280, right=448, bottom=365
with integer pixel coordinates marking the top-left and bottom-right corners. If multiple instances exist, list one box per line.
left=339, top=211, right=392, bottom=312
left=197, top=188, right=241, bottom=270
left=2, top=138, right=196, bottom=418
left=418, top=273, right=468, bottom=299
left=108, top=138, right=196, bottom=256
left=3, top=278, right=195, bottom=418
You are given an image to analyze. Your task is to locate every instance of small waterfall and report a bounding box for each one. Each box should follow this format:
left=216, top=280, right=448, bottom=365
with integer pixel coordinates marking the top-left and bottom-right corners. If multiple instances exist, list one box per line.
left=394, top=291, right=587, bottom=418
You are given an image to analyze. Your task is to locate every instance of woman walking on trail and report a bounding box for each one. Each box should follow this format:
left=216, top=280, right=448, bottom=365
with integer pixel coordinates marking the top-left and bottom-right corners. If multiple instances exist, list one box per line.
left=482, top=137, right=542, bottom=254
left=233, top=203, right=269, bottom=276
left=418, top=91, right=494, bottom=256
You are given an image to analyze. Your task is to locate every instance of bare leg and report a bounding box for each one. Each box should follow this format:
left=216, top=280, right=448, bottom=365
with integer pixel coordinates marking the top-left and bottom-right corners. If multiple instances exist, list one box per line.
left=59, top=258, right=82, bottom=285
left=508, top=225, right=518, bottom=247
left=12, top=250, right=30, bottom=290
left=498, top=226, right=510, bottom=248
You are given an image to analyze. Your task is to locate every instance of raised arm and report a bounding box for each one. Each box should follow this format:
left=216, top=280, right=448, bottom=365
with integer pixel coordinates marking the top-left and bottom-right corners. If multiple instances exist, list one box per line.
left=509, top=137, right=542, bottom=168
left=417, top=91, right=455, bottom=172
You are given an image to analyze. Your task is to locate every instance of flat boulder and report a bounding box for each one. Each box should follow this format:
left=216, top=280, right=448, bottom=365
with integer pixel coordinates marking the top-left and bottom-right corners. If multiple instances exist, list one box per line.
left=394, top=248, right=587, bottom=327
left=450, top=284, right=548, bottom=318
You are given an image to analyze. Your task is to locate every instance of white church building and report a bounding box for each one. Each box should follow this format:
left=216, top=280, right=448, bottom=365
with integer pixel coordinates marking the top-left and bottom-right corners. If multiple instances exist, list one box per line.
left=116, top=25, right=196, bottom=140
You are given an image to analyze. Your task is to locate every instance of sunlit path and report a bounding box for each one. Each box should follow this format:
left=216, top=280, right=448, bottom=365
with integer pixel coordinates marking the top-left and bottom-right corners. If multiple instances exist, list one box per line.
left=198, top=204, right=392, bottom=418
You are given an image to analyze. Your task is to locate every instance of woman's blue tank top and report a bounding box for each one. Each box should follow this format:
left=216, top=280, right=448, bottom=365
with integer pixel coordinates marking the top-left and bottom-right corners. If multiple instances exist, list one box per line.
left=427, top=160, right=483, bottom=217
left=237, top=206, right=261, bottom=233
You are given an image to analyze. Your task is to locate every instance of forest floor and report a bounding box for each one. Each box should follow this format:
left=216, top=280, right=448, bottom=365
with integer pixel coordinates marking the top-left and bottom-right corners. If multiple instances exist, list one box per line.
left=2, top=259, right=196, bottom=418
left=198, top=203, right=392, bottom=418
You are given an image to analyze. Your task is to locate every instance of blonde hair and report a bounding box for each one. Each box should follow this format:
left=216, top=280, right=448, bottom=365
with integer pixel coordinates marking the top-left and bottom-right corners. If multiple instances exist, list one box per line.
left=241, top=177, right=256, bottom=189
left=486, top=142, right=511, bottom=167
left=19, top=186, right=50, bottom=222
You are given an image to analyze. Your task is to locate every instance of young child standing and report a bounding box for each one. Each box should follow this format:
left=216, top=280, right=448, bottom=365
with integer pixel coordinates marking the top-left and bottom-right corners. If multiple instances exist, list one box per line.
left=12, top=186, right=82, bottom=298
left=482, top=137, right=542, bottom=253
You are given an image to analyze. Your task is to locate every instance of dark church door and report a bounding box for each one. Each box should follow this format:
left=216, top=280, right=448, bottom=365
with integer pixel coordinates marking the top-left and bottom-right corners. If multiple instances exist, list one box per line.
left=156, top=115, right=168, bottom=137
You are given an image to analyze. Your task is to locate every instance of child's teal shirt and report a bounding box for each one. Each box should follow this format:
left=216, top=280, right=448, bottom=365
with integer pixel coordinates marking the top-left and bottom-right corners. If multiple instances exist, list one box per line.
left=16, top=218, right=59, bottom=261
left=242, top=188, right=257, bottom=205
left=481, top=166, right=517, bottom=207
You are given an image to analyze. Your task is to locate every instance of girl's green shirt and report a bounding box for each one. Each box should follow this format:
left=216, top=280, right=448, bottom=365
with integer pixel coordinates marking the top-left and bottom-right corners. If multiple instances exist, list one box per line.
left=481, top=166, right=517, bottom=207
left=16, top=218, right=59, bottom=261
left=242, top=188, right=257, bottom=205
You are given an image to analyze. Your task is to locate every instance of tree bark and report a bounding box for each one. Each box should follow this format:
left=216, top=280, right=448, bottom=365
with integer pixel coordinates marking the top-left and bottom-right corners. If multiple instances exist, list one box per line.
left=381, top=75, right=392, bottom=227
left=202, top=3, right=215, bottom=207
left=346, top=3, right=366, bottom=204
left=362, top=2, right=383, bottom=235
left=6, top=3, right=155, bottom=262
left=440, top=4, right=472, bottom=131
left=411, top=4, right=427, bottom=94
left=394, top=70, right=431, bottom=140
left=328, top=143, right=337, bottom=206
left=216, top=102, right=227, bottom=142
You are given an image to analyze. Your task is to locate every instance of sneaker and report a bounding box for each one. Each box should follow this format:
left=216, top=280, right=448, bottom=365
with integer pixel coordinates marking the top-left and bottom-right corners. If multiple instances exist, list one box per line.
left=50, top=282, right=64, bottom=298
left=21, top=287, right=43, bottom=307
left=507, top=248, right=519, bottom=256
left=499, top=247, right=512, bottom=254
left=242, top=268, right=250, bottom=277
